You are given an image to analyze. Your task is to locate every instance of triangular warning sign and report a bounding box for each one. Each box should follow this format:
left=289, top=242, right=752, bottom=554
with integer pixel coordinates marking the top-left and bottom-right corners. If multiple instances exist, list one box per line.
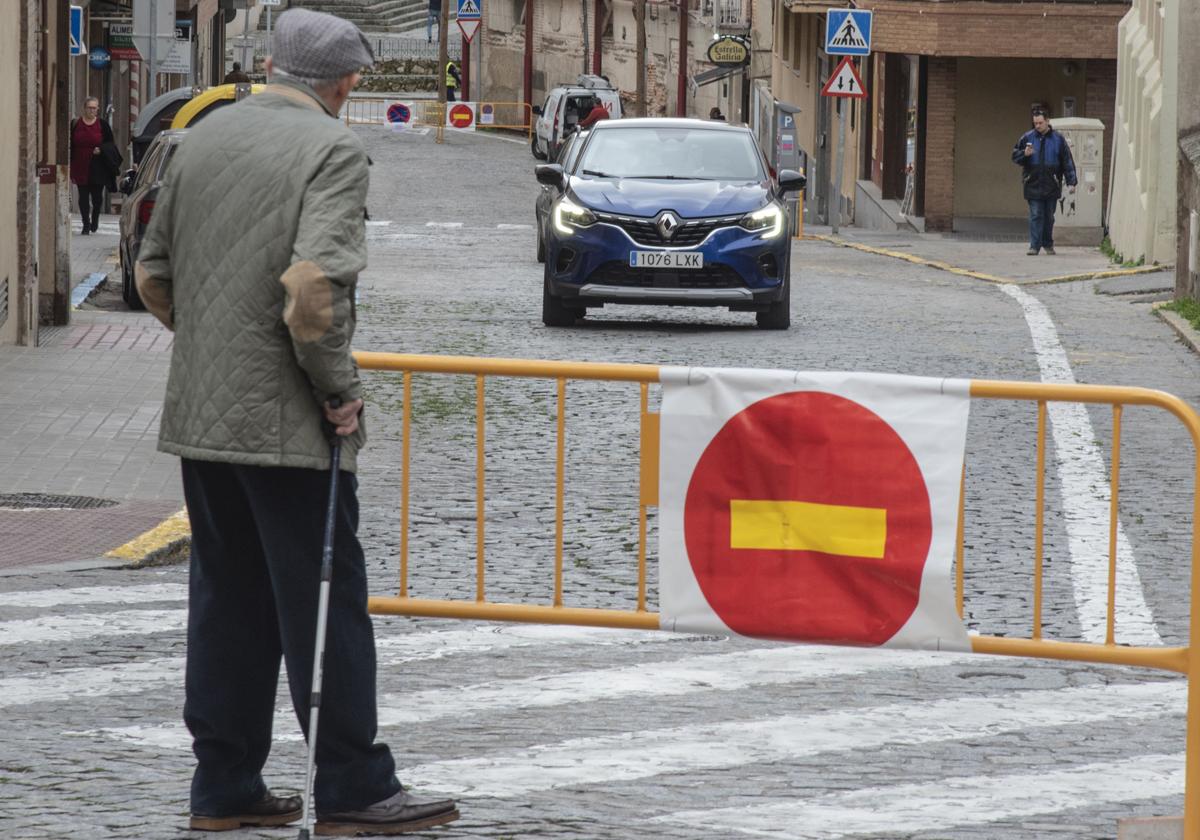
left=831, top=15, right=867, bottom=50
left=821, top=56, right=867, bottom=99
left=458, top=17, right=479, bottom=41
left=457, top=0, right=481, bottom=17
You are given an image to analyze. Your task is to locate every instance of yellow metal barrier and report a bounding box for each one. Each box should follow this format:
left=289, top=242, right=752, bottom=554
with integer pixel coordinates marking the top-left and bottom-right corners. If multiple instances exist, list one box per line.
left=343, top=98, right=531, bottom=138
left=355, top=351, right=1200, bottom=833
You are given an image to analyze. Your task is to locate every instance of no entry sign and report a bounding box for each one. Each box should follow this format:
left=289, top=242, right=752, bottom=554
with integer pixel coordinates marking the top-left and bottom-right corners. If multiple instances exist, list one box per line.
left=447, top=102, right=476, bottom=129
left=659, top=368, right=971, bottom=651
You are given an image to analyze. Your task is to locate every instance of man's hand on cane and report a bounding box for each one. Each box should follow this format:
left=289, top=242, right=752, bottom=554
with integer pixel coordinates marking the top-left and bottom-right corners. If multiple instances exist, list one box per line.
left=324, top=398, right=363, bottom=437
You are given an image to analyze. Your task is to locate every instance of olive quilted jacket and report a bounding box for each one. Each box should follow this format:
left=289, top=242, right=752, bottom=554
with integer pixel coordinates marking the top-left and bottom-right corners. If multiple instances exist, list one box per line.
left=136, top=80, right=369, bottom=472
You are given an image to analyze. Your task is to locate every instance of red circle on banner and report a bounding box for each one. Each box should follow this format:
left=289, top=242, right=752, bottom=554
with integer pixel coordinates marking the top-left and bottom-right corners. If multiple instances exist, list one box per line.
left=683, top=391, right=932, bottom=645
left=449, top=103, right=474, bottom=128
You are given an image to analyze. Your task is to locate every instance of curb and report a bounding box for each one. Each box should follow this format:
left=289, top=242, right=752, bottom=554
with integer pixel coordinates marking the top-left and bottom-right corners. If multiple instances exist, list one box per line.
left=803, top=233, right=1173, bottom=287
left=1154, top=306, right=1200, bottom=355
left=104, top=508, right=192, bottom=568
left=803, top=234, right=1008, bottom=284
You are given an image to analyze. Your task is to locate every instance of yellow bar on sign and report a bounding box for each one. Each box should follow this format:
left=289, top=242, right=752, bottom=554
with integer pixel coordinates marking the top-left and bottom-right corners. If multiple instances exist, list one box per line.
left=729, top=500, right=887, bottom=558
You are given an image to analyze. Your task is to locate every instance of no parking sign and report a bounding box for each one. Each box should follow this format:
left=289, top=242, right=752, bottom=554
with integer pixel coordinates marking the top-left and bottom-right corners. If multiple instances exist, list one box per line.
left=385, top=101, right=413, bottom=131
left=658, top=367, right=972, bottom=651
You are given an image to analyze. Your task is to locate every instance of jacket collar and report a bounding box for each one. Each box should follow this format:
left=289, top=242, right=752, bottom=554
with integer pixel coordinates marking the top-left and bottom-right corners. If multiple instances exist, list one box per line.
left=263, top=78, right=335, bottom=118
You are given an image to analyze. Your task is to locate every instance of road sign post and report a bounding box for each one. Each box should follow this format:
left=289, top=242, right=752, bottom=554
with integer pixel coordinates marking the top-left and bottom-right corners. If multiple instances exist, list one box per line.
left=457, top=0, right=481, bottom=42
left=821, top=9, right=870, bottom=235
left=69, top=6, right=85, bottom=56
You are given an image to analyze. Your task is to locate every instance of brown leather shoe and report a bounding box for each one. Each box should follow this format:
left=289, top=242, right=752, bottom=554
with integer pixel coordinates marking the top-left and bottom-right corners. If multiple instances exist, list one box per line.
left=315, top=788, right=460, bottom=836
left=189, top=789, right=303, bottom=831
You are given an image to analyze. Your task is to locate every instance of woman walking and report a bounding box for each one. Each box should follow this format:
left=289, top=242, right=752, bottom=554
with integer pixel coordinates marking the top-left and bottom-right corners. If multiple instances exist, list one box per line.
left=70, top=97, right=119, bottom=235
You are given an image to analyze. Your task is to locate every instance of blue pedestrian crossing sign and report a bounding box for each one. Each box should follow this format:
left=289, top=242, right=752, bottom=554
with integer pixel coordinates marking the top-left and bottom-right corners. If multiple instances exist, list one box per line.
left=457, top=0, right=481, bottom=19
left=69, top=5, right=85, bottom=56
left=825, top=9, right=872, bottom=56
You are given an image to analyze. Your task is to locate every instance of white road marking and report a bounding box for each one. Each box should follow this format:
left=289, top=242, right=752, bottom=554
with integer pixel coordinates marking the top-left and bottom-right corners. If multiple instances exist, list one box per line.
left=999, top=284, right=1161, bottom=645
left=365, top=220, right=392, bottom=226
left=1, top=621, right=686, bottom=707
left=2, top=583, right=187, bottom=609
left=496, top=223, right=534, bottom=230
left=71, top=646, right=977, bottom=748
left=407, top=680, right=1184, bottom=797
left=425, top=221, right=464, bottom=228
left=654, top=752, right=1185, bottom=838
left=0, top=609, right=186, bottom=645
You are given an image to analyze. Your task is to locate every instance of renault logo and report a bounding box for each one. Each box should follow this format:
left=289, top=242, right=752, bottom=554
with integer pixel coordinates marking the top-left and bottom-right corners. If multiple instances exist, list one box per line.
left=656, top=211, right=680, bottom=241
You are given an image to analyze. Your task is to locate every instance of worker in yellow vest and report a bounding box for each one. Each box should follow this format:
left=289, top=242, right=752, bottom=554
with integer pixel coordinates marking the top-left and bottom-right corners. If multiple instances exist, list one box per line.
left=446, top=61, right=461, bottom=102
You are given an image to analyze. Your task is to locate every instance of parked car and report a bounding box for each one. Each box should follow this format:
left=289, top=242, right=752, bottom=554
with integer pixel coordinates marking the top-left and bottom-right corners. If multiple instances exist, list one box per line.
left=535, top=129, right=589, bottom=263
left=118, top=129, right=188, bottom=310
left=536, top=118, right=805, bottom=329
left=531, top=75, right=621, bottom=162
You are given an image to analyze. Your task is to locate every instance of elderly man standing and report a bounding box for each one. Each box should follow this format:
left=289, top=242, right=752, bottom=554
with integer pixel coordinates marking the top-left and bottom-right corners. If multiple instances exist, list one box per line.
left=1012, top=109, right=1077, bottom=256
left=135, top=9, right=460, bottom=836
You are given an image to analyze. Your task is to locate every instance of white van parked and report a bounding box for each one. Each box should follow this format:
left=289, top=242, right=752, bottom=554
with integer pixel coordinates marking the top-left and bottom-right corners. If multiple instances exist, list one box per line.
left=531, top=75, right=622, bottom=162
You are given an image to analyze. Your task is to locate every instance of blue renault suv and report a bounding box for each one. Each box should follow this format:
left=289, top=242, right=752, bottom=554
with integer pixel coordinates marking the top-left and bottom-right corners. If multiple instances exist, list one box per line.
left=536, top=118, right=805, bottom=329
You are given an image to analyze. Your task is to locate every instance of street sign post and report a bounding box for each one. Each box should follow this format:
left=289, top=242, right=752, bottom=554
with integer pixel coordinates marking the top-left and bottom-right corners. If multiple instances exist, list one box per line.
left=457, top=0, right=481, bottom=42
left=261, top=0, right=283, bottom=58
left=820, top=55, right=867, bottom=235
left=825, top=9, right=873, bottom=56
left=69, top=6, right=84, bottom=56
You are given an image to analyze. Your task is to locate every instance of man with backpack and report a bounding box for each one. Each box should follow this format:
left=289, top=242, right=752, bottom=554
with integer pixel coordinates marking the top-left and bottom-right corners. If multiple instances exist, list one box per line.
left=1012, top=109, right=1077, bottom=256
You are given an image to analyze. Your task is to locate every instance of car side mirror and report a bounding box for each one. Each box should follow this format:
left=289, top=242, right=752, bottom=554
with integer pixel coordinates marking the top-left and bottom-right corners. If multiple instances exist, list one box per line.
left=535, top=163, right=565, bottom=189
left=532, top=105, right=543, bottom=116
left=777, top=168, right=807, bottom=194
left=119, top=169, right=137, bottom=195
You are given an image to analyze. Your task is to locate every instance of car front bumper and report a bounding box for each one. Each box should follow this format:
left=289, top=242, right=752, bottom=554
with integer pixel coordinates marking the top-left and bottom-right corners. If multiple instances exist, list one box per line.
left=545, top=217, right=789, bottom=310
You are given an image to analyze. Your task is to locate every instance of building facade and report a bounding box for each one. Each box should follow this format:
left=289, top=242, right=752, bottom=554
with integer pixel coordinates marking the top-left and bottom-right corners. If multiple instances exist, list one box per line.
left=773, top=0, right=1126, bottom=232
left=480, top=0, right=774, bottom=124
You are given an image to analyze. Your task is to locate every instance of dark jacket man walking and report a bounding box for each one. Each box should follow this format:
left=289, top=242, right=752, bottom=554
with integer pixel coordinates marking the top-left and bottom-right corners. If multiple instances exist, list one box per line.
left=136, top=9, right=460, bottom=836
left=1012, top=110, right=1077, bottom=255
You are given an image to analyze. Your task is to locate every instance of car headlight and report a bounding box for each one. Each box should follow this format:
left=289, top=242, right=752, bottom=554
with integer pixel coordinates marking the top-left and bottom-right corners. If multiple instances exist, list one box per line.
left=553, top=197, right=597, bottom=235
left=739, top=203, right=783, bottom=239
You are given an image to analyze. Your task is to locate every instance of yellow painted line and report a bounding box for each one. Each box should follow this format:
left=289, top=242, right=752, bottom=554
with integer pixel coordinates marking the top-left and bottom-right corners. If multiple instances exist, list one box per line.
left=730, top=499, right=887, bottom=558
left=804, top=233, right=1172, bottom=287
left=803, top=234, right=1009, bottom=284
left=105, top=508, right=191, bottom=565
left=1022, top=264, right=1173, bottom=286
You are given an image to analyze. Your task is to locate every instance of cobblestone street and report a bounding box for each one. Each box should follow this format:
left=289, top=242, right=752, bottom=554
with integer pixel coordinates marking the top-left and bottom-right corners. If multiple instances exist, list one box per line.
left=0, top=125, right=1195, bottom=838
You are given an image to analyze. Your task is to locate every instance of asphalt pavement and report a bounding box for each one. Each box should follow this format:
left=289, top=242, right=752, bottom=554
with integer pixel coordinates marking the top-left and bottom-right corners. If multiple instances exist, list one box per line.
left=0, top=124, right=1194, bottom=838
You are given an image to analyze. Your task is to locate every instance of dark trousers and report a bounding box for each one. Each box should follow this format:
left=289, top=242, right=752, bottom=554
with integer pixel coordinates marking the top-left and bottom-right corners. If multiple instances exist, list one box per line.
left=1028, top=198, right=1056, bottom=251
left=181, top=458, right=401, bottom=816
left=447, top=86, right=457, bottom=102
left=77, top=183, right=105, bottom=230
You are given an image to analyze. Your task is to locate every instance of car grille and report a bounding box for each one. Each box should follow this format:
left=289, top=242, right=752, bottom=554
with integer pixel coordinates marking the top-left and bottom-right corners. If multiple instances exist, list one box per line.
left=588, top=261, right=745, bottom=289
left=593, top=212, right=742, bottom=247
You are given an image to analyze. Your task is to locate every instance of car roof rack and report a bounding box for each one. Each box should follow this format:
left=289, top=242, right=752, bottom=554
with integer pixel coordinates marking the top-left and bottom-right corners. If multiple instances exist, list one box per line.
left=575, top=74, right=615, bottom=90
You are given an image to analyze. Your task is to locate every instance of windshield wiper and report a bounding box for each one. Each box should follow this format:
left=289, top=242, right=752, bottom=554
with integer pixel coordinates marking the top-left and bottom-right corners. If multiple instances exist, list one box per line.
left=625, top=175, right=714, bottom=180
left=582, top=169, right=618, bottom=177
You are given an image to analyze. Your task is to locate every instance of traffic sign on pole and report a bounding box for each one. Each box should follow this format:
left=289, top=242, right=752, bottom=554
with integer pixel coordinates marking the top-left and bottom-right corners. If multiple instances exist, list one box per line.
left=825, top=8, right=872, bottom=56
left=457, top=0, right=481, bottom=42
left=457, top=18, right=480, bottom=42
left=821, top=56, right=867, bottom=99
left=69, top=6, right=85, bottom=56
left=659, top=367, right=971, bottom=650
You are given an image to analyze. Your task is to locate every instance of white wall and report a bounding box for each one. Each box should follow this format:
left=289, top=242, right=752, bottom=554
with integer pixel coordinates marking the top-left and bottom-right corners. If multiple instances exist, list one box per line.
left=0, top=7, right=20, bottom=344
left=1108, top=0, right=1177, bottom=264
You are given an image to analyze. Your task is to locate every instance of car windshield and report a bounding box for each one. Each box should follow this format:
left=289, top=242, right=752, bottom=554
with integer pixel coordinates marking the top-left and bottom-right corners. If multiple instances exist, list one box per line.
left=577, top=126, right=764, bottom=181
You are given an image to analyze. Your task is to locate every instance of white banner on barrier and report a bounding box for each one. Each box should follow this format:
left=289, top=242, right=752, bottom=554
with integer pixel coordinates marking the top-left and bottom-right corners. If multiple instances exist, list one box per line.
left=658, top=367, right=972, bottom=652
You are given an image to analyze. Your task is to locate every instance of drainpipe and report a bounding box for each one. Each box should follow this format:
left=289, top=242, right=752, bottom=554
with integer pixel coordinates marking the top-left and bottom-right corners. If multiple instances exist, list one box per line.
left=593, top=0, right=603, bottom=74
left=524, top=0, right=534, bottom=107
left=676, top=0, right=688, bottom=116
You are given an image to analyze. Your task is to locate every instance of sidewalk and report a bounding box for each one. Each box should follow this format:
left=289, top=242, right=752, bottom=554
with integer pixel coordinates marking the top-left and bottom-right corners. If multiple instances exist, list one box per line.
left=806, top=224, right=1173, bottom=287
left=0, top=214, right=183, bottom=575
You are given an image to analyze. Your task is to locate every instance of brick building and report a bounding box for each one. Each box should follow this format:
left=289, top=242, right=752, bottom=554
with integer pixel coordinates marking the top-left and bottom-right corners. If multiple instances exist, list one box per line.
left=773, top=0, right=1127, bottom=232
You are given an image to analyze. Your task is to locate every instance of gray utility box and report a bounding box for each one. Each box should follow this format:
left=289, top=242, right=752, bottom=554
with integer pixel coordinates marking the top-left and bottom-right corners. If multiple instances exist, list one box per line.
left=1051, top=117, right=1105, bottom=245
